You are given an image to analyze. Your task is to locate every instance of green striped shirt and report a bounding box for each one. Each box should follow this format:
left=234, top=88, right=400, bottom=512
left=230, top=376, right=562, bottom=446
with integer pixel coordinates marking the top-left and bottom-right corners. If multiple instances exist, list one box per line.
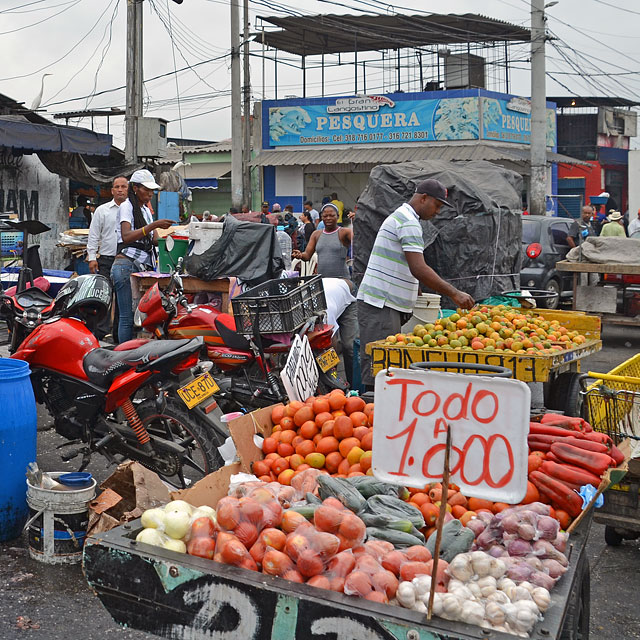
left=357, top=203, right=424, bottom=312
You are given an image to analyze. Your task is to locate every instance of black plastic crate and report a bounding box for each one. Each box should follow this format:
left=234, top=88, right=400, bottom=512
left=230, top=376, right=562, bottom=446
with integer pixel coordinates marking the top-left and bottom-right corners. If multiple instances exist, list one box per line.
left=232, top=276, right=326, bottom=335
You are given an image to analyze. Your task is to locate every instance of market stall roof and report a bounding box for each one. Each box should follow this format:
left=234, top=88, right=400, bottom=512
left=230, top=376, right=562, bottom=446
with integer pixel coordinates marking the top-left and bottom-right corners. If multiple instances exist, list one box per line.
left=251, top=143, right=587, bottom=168
left=0, top=115, right=111, bottom=155
left=256, top=13, right=531, bottom=56
left=184, top=178, right=219, bottom=190
left=549, top=96, right=640, bottom=109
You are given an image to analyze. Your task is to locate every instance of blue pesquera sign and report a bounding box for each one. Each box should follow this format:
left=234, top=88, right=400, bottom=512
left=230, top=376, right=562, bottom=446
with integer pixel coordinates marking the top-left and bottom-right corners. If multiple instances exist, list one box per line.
left=262, top=90, right=556, bottom=149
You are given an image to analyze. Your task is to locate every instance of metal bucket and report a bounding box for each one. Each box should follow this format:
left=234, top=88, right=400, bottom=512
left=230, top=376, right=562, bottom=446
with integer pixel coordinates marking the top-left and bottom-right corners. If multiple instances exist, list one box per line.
left=25, top=473, right=96, bottom=565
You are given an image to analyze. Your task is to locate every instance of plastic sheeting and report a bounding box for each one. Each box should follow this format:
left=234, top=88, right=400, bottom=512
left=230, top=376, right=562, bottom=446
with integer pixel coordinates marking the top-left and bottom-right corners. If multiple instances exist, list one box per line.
left=566, top=236, right=640, bottom=265
left=353, top=160, right=523, bottom=308
left=184, top=214, right=284, bottom=287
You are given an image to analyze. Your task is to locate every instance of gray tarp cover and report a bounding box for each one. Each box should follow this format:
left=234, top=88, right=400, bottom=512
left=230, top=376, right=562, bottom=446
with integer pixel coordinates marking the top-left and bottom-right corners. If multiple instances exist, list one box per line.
left=353, top=160, right=523, bottom=308
left=185, top=214, right=284, bottom=287
left=566, top=236, right=640, bottom=265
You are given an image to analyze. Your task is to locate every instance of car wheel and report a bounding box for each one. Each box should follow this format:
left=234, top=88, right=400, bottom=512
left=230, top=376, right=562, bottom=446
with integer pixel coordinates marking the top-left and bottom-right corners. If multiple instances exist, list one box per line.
left=541, top=277, right=561, bottom=309
left=547, top=372, right=585, bottom=417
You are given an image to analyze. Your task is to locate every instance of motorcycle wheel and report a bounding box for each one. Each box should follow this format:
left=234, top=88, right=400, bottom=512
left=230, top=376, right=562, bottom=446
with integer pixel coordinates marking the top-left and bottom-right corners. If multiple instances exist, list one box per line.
left=136, top=397, right=224, bottom=489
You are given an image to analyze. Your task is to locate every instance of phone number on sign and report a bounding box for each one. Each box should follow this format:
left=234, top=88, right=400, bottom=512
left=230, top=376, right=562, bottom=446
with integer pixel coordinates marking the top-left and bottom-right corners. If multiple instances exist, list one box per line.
left=340, top=130, right=430, bottom=143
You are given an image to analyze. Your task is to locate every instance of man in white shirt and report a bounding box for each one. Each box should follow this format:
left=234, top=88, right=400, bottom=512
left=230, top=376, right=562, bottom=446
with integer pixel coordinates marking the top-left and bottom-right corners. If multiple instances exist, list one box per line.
left=323, top=277, right=358, bottom=387
left=628, top=209, right=640, bottom=238
left=87, top=175, right=128, bottom=340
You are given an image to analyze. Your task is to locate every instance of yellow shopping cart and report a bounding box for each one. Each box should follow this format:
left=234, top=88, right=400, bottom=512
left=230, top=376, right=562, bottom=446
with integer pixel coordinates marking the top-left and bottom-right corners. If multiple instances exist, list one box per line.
left=580, top=353, right=640, bottom=545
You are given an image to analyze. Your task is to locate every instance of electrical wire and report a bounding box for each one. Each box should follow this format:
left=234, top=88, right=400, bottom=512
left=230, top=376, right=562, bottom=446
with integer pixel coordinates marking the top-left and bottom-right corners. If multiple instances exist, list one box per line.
left=0, top=0, right=50, bottom=13
left=0, top=0, right=82, bottom=35
left=591, top=0, right=640, bottom=16
left=0, top=0, right=113, bottom=81
left=3, top=0, right=78, bottom=14
left=165, top=0, right=184, bottom=140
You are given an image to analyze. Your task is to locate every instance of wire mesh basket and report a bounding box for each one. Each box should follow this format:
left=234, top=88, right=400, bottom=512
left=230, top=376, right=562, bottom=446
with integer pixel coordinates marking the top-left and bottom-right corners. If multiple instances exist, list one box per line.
left=581, top=353, right=640, bottom=444
left=231, top=275, right=326, bottom=335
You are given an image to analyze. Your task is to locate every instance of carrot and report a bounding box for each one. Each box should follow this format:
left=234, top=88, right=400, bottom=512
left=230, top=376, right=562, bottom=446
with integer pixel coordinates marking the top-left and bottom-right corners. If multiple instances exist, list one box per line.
left=540, top=460, right=602, bottom=489
left=550, top=443, right=613, bottom=476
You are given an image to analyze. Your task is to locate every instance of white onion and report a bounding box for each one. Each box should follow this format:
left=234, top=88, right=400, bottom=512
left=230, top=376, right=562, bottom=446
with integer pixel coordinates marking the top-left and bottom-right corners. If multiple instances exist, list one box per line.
left=163, top=509, right=192, bottom=540
left=140, top=507, right=166, bottom=530
left=135, top=527, right=166, bottom=547
left=163, top=538, right=187, bottom=553
left=164, top=500, right=193, bottom=515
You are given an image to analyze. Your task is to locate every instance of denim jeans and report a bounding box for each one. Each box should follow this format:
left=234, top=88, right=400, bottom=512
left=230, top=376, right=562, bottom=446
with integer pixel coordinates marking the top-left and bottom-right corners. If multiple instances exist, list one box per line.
left=110, top=257, right=136, bottom=343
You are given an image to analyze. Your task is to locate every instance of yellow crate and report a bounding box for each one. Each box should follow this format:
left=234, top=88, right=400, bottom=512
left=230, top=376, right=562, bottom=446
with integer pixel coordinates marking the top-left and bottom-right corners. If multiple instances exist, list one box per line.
left=583, top=353, right=640, bottom=441
left=366, top=305, right=602, bottom=383
left=366, top=338, right=602, bottom=383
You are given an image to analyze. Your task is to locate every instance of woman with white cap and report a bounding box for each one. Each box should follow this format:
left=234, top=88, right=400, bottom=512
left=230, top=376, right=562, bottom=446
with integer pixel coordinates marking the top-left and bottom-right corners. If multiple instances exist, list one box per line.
left=111, top=169, right=173, bottom=343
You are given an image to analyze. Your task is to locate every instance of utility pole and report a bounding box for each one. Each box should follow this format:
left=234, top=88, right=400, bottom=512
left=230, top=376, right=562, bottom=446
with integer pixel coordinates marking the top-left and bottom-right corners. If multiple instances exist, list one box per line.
left=125, top=0, right=143, bottom=164
left=530, top=0, right=548, bottom=216
left=231, top=0, right=243, bottom=208
left=242, top=0, right=251, bottom=208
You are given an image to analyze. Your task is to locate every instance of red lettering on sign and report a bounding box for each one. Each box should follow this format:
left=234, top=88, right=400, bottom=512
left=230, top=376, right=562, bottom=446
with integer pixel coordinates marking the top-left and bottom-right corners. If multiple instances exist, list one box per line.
left=422, top=443, right=463, bottom=478
left=433, top=417, right=449, bottom=438
left=483, top=434, right=514, bottom=488
left=471, top=390, right=499, bottom=424
left=387, top=378, right=423, bottom=421
left=386, top=418, right=417, bottom=477
left=460, top=435, right=488, bottom=485
left=412, top=390, right=441, bottom=417
left=443, top=382, right=471, bottom=421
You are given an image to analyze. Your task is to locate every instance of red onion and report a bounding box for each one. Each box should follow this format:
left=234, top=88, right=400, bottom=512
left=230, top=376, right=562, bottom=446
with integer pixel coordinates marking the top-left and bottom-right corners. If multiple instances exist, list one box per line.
left=530, top=570, right=556, bottom=590
left=552, top=532, right=568, bottom=553
left=542, top=558, right=567, bottom=579
left=465, top=518, right=486, bottom=537
left=517, top=523, right=537, bottom=541
left=525, top=502, right=551, bottom=516
left=507, top=561, right=535, bottom=581
left=506, top=538, right=533, bottom=556
left=536, top=515, right=560, bottom=541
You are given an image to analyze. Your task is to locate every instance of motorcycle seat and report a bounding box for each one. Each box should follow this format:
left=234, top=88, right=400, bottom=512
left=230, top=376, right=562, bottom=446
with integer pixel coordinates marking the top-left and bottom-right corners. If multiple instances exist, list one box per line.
left=214, top=317, right=251, bottom=351
left=83, top=338, right=194, bottom=387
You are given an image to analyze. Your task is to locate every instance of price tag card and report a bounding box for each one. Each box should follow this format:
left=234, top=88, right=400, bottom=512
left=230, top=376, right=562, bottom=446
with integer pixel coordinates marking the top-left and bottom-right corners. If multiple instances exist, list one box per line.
left=372, top=368, right=530, bottom=504
left=281, top=334, right=319, bottom=403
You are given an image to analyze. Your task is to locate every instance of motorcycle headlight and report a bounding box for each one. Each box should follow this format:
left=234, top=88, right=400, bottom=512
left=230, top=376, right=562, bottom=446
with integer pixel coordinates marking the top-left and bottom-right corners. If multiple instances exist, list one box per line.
left=134, top=307, right=147, bottom=328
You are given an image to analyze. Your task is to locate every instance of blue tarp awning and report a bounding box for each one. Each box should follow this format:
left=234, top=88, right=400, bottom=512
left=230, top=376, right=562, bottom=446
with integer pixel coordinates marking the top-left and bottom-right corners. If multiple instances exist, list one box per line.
left=0, top=116, right=112, bottom=156
left=185, top=178, right=219, bottom=189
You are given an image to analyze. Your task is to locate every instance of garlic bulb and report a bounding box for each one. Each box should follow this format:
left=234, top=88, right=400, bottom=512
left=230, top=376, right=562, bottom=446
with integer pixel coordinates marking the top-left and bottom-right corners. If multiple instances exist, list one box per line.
left=449, top=553, right=474, bottom=582
left=487, top=590, right=510, bottom=604
left=510, top=601, right=540, bottom=633
left=431, top=592, right=444, bottom=617
left=412, top=574, right=432, bottom=598
left=396, top=581, right=416, bottom=609
left=532, top=587, right=551, bottom=612
left=470, top=550, right=492, bottom=577
left=485, top=600, right=506, bottom=626
left=441, top=593, right=463, bottom=620
left=512, top=586, right=533, bottom=602
left=498, top=577, right=517, bottom=600
left=518, top=581, right=535, bottom=594
left=467, top=580, right=483, bottom=599
left=489, top=557, right=507, bottom=579
left=447, top=583, right=475, bottom=601
left=477, top=575, right=498, bottom=598
left=413, top=600, right=427, bottom=614
left=460, top=600, right=485, bottom=627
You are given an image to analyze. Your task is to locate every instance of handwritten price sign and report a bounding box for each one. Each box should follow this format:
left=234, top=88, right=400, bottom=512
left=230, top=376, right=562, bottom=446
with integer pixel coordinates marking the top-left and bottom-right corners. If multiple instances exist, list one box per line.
left=372, top=369, right=530, bottom=504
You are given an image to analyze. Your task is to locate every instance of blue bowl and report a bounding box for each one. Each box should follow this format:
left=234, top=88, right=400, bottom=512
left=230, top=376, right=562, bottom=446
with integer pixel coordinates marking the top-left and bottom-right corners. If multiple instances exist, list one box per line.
left=58, top=472, right=93, bottom=488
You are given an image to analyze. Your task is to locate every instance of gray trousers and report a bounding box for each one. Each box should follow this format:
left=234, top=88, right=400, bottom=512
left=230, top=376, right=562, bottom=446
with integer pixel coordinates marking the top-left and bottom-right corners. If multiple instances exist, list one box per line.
left=334, top=300, right=358, bottom=387
left=96, top=255, right=118, bottom=341
left=357, top=300, right=405, bottom=390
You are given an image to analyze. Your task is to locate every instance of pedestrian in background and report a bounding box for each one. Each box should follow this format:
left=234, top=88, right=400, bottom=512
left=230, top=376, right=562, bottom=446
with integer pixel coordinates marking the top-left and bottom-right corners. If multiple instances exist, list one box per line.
left=304, top=200, right=320, bottom=226
left=600, top=211, right=627, bottom=237
left=112, top=169, right=173, bottom=343
left=330, top=192, right=344, bottom=225
left=567, top=205, right=595, bottom=249
left=627, top=209, right=640, bottom=238
left=87, top=175, right=128, bottom=341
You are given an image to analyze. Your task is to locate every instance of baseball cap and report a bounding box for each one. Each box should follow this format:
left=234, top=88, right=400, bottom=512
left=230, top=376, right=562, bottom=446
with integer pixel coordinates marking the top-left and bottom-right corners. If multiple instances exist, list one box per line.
left=261, top=201, right=269, bottom=207
left=415, top=179, right=451, bottom=207
left=129, top=169, right=161, bottom=190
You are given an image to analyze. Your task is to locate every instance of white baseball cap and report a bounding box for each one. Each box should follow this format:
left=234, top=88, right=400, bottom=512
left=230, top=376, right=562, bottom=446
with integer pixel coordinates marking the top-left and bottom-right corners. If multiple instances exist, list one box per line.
left=130, top=169, right=161, bottom=190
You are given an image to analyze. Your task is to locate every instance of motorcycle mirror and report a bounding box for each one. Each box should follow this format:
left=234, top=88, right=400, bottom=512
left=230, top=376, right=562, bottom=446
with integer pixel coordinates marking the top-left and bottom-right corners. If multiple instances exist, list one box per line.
left=165, top=235, right=175, bottom=252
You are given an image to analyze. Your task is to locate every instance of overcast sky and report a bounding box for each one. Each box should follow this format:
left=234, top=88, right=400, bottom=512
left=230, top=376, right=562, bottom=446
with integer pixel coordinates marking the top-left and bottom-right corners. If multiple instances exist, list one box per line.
left=1, top=0, right=639, bottom=149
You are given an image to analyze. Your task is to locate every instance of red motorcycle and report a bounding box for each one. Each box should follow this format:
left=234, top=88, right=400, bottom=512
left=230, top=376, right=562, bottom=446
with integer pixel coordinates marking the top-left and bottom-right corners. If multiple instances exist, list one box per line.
left=8, top=274, right=228, bottom=488
left=134, top=262, right=347, bottom=412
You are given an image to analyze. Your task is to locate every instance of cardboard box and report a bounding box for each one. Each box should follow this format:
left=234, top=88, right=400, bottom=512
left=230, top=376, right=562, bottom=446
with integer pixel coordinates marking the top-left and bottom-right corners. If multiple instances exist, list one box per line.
left=170, top=405, right=277, bottom=507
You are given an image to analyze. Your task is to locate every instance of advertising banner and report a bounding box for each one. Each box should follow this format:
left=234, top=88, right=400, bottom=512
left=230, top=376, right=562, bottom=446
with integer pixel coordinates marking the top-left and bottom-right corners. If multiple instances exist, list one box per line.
left=266, top=95, right=480, bottom=147
left=482, top=96, right=557, bottom=147
left=263, top=91, right=556, bottom=149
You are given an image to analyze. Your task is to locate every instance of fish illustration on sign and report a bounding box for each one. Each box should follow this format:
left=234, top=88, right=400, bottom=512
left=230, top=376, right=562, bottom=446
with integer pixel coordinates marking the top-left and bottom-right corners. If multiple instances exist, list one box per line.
left=269, top=107, right=311, bottom=141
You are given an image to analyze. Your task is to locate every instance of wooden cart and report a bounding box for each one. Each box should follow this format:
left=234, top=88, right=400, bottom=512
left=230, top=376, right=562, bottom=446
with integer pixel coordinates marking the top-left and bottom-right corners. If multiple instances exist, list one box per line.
left=83, top=513, right=591, bottom=640
left=556, top=260, right=640, bottom=326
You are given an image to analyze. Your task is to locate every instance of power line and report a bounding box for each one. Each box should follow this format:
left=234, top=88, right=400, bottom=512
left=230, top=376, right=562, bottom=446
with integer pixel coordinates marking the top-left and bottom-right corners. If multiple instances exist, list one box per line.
left=0, top=0, right=82, bottom=35
left=0, top=0, right=49, bottom=14
left=591, top=0, right=640, bottom=16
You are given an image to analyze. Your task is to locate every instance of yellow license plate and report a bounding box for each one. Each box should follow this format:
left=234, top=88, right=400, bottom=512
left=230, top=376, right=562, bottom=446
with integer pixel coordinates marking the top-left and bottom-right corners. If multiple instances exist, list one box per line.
left=177, top=372, right=219, bottom=409
left=316, top=348, right=340, bottom=373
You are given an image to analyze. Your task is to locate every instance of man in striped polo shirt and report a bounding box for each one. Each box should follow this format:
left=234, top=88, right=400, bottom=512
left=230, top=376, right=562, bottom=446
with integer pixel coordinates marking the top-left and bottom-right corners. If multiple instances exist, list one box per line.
left=357, top=179, right=474, bottom=389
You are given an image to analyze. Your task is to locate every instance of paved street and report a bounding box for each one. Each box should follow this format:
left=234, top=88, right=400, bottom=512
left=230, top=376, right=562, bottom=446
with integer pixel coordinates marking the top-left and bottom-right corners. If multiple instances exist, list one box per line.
left=0, top=323, right=639, bottom=639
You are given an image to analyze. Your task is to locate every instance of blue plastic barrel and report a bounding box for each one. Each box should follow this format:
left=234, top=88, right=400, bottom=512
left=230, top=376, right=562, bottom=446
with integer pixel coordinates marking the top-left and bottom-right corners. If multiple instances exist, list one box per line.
left=0, top=358, right=37, bottom=541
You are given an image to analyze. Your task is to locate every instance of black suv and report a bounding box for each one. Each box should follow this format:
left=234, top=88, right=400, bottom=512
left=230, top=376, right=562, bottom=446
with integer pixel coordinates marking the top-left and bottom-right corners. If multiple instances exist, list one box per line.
left=520, top=215, right=575, bottom=309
